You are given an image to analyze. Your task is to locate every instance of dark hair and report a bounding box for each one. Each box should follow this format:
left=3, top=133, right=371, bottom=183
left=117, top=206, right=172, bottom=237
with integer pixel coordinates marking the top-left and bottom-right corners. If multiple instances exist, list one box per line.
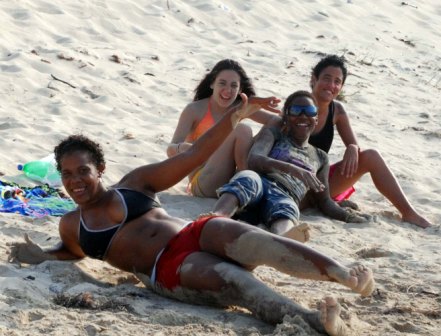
left=54, top=134, right=105, bottom=172
left=193, top=59, right=255, bottom=101
left=281, top=90, right=316, bottom=127
left=282, top=90, right=316, bottom=115
left=311, top=54, right=348, bottom=84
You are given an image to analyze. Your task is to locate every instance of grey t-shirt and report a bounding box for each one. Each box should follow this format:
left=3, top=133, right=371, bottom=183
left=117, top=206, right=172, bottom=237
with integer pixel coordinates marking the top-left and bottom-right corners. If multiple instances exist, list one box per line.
left=265, top=128, right=328, bottom=204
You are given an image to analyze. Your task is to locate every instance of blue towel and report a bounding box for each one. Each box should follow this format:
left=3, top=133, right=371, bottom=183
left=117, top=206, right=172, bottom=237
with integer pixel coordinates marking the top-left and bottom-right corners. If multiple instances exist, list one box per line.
left=0, top=181, right=76, bottom=218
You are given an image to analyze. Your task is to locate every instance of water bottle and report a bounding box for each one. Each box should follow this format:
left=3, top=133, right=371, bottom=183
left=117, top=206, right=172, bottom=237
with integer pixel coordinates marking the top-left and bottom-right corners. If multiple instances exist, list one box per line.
left=17, top=154, right=62, bottom=187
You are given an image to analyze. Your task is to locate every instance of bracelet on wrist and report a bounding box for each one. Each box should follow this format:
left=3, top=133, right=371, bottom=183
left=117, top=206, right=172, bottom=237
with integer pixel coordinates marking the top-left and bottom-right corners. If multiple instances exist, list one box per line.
left=177, top=143, right=181, bottom=153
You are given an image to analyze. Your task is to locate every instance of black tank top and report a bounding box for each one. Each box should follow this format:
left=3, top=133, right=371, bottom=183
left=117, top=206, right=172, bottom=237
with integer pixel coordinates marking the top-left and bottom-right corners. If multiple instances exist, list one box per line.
left=78, top=188, right=161, bottom=260
left=308, top=101, right=335, bottom=153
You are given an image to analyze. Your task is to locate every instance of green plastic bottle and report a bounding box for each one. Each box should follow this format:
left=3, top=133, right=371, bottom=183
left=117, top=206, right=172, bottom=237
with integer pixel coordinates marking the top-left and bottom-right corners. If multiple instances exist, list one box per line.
left=17, top=154, right=61, bottom=187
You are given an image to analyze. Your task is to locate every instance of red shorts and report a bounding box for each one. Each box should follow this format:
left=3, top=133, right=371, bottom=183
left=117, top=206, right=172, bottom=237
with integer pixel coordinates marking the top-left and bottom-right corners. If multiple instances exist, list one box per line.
left=329, top=163, right=355, bottom=202
left=154, top=216, right=216, bottom=290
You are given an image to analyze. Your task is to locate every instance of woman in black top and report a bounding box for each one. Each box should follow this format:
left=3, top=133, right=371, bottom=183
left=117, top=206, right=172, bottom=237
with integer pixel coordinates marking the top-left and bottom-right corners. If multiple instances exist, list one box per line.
left=9, top=94, right=375, bottom=336
left=309, top=54, right=431, bottom=228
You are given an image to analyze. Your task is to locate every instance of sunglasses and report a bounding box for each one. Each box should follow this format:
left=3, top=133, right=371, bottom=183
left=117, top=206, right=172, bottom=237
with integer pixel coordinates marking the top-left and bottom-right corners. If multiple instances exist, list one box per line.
left=287, top=105, right=318, bottom=117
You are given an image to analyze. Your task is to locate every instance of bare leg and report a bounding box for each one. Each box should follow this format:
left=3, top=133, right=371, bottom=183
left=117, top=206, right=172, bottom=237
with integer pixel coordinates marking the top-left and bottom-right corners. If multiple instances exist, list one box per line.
left=270, top=218, right=311, bottom=243
left=329, top=149, right=431, bottom=228
left=200, top=218, right=375, bottom=296
left=212, top=192, right=240, bottom=217
left=193, top=124, right=253, bottom=198
left=178, top=252, right=350, bottom=335
left=213, top=195, right=310, bottom=243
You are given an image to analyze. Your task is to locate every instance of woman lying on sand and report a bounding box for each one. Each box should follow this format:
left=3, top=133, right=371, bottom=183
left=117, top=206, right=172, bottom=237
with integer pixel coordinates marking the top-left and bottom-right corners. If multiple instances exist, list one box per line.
left=308, top=54, right=431, bottom=228
left=167, top=59, right=274, bottom=198
left=8, top=95, right=374, bottom=336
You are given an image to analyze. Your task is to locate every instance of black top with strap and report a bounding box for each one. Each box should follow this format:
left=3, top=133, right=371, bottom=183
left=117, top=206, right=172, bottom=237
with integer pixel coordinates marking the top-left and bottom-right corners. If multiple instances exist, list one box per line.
left=308, top=101, right=335, bottom=153
left=78, top=188, right=161, bottom=260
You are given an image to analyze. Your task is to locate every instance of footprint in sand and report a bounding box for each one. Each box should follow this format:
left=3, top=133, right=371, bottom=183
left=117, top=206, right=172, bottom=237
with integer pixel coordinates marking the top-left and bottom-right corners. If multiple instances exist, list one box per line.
left=355, top=247, right=393, bottom=259
left=391, top=321, right=420, bottom=333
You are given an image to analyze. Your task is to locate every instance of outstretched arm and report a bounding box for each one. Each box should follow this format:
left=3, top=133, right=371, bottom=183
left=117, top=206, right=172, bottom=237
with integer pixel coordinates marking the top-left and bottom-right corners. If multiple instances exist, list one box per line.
left=122, top=94, right=280, bottom=193
left=8, top=214, right=85, bottom=265
left=8, top=234, right=83, bottom=264
left=248, top=109, right=282, bottom=125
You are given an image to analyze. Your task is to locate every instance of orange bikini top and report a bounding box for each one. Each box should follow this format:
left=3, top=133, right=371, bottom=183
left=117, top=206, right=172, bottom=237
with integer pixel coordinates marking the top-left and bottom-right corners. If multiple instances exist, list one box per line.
left=186, top=100, right=215, bottom=142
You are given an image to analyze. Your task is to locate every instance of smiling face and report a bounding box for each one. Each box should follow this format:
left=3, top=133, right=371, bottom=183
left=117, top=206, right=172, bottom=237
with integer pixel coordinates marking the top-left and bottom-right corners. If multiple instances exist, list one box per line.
left=285, top=96, right=318, bottom=145
left=60, top=150, right=105, bottom=205
left=311, top=65, right=344, bottom=103
left=210, top=69, right=241, bottom=108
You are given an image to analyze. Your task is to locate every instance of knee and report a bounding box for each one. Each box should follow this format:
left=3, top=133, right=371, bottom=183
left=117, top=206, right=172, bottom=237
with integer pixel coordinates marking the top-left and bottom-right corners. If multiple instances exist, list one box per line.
left=361, top=148, right=381, bottom=158
left=231, top=170, right=260, bottom=183
left=233, top=123, right=253, bottom=138
left=359, top=148, right=385, bottom=167
left=236, top=171, right=262, bottom=197
left=217, top=170, right=263, bottom=207
left=232, top=124, right=253, bottom=146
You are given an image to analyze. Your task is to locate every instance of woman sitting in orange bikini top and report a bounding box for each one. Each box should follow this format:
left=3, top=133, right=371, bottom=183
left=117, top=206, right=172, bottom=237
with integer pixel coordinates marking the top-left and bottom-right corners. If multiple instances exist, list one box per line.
left=167, top=59, right=276, bottom=198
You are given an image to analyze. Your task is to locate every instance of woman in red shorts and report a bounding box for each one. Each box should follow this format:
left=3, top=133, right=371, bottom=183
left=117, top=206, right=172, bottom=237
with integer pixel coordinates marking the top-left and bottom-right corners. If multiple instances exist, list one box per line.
left=9, top=95, right=374, bottom=336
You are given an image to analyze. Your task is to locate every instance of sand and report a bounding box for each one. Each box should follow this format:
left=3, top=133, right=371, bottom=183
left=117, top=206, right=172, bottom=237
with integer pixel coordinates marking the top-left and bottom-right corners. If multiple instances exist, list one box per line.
left=0, top=0, right=440, bottom=335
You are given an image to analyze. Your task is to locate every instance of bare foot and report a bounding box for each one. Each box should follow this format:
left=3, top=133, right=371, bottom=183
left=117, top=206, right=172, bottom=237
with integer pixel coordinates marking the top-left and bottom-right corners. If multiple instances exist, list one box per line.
left=338, top=199, right=359, bottom=211
left=348, top=265, right=375, bottom=297
left=328, top=265, right=375, bottom=297
left=319, top=297, right=350, bottom=336
left=283, top=223, right=311, bottom=243
left=402, top=212, right=432, bottom=229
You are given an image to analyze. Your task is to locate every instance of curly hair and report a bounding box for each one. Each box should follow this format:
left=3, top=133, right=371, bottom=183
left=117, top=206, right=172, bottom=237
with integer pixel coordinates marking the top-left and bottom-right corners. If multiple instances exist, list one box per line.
left=311, top=54, right=348, bottom=84
left=193, top=59, right=255, bottom=102
left=54, top=134, right=105, bottom=172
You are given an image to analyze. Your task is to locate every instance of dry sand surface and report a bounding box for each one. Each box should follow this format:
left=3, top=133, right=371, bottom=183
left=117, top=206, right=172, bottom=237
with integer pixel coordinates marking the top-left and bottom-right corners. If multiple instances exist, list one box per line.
left=0, top=0, right=440, bottom=335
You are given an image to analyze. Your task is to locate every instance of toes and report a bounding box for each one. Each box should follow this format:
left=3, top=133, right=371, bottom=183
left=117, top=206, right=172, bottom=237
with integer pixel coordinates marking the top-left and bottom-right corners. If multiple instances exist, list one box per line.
left=324, top=296, right=339, bottom=309
left=320, top=297, right=350, bottom=336
left=351, top=265, right=375, bottom=297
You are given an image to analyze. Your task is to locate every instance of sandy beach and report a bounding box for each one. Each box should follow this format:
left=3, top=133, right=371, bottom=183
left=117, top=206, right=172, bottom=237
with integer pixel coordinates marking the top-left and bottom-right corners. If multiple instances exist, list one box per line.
left=1, top=0, right=440, bottom=335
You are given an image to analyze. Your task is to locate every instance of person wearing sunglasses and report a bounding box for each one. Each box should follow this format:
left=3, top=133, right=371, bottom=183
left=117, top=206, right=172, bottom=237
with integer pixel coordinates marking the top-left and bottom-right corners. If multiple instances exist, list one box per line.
left=8, top=93, right=375, bottom=336
left=211, top=90, right=370, bottom=242
left=309, top=54, right=431, bottom=228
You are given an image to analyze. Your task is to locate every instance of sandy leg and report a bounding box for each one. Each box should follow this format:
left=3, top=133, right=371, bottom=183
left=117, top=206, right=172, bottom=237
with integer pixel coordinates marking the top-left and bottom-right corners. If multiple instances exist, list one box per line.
left=319, top=297, right=350, bottom=336
left=282, top=223, right=311, bottom=243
